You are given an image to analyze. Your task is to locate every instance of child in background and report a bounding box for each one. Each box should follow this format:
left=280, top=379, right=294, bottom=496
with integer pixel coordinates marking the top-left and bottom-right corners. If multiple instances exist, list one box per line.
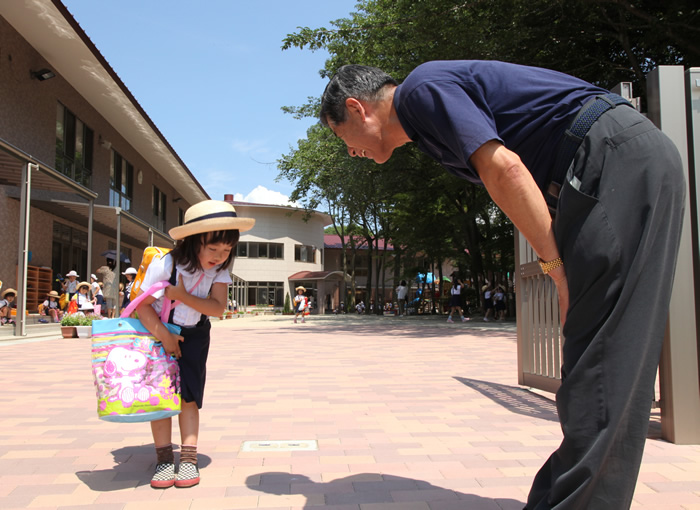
left=0, top=288, right=17, bottom=325
left=91, top=274, right=105, bottom=311
left=293, top=286, right=308, bottom=323
left=74, top=281, right=95, bottom=311
left=40, top=290, right=63, bottom=323
left=446, top=277, right=469, bottom=323
left=121, top=267, right=137, bottom=309
left=135, top=200, right=254, bottom=489
left=62, top=271, right=79, bottom=300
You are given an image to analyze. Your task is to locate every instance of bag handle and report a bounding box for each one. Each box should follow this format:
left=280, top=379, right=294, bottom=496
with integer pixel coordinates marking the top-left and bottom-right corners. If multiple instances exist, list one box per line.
left=120, top=280, right=170, bottom=319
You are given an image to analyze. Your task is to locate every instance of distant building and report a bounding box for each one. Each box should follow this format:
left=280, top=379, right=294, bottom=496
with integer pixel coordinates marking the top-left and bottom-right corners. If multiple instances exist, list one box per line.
left=227, top=198, right=342, bottom=314
left=0, top=1, right=207, bottom=325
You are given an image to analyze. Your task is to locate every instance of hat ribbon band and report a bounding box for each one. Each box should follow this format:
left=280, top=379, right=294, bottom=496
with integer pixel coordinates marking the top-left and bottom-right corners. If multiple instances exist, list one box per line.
left=185, top=211, right=238, bottom=225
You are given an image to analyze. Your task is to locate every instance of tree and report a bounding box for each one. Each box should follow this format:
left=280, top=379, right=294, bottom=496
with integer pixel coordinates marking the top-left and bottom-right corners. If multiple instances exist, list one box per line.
left=278, top=0, right=698, bottom=291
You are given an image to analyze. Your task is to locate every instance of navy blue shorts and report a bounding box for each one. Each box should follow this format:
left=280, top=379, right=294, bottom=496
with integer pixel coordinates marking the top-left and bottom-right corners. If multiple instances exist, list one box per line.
left=177, top=319, right=211, bottom=409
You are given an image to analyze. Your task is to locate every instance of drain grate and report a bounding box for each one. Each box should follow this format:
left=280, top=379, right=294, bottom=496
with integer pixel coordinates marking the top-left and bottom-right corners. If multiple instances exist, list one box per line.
left=240, top=439, right=319, bottom=452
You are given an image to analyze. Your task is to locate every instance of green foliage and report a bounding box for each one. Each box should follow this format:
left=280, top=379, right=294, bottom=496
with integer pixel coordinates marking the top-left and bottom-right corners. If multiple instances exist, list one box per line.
left=278, top=0, right=698, bottom=282
left=61, top=311, right=102, bottom=326
left=283, top=293, right=292, bottom=315
left=60, top=313, right=82, bottom=326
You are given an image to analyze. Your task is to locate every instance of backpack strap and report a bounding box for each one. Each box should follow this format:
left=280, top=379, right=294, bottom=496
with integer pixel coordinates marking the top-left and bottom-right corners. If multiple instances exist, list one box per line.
left=161, top=257, right=206, bottom=324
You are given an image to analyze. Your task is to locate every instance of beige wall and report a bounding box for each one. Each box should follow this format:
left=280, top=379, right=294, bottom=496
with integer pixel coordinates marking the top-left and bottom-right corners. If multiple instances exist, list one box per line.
left=232, top=204, right=329, bottom=302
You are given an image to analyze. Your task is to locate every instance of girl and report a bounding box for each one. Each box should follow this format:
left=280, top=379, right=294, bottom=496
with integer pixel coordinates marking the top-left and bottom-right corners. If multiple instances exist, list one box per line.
left=0, top=288, right=16, bottom=325
left=62, top=270, right=79, bottom=300
left=71, top=281, right=95, bottom=311
left=121, top=267, right=137, bottom=309
left=90, top=274, right=105, bottom=312
left=293, top=286, right=307, bottom=323
left=41, top=290, right=63, bottom=323
left=446, top=277, right=468, bottom=323
left=136, top=200, right=254, bottom=489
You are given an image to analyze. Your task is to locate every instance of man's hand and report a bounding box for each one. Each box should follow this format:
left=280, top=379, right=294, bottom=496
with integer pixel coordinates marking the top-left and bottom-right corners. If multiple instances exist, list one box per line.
left=549, top=266, right=568, bottom=331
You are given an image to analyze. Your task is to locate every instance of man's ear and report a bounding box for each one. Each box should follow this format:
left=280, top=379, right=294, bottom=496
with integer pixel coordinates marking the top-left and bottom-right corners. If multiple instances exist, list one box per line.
left=345, top=97, right=366, bottom=120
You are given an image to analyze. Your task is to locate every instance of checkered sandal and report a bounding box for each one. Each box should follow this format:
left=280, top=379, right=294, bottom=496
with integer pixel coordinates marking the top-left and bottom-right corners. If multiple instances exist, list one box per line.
left=150, top=462, right=176, bottom=488
left=175, top=462, right=200, bottom=488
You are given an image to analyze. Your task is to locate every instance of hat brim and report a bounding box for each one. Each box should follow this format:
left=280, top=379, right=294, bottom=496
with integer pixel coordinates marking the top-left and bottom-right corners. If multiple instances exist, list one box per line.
left=169, top=217, right=255, bottom=240
left=2, top=288, right=17, bottom=297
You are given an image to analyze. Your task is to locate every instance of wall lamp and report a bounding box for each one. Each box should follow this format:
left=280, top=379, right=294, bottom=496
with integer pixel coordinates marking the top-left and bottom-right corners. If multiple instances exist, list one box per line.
left=30, top=68, right=56, bottom=81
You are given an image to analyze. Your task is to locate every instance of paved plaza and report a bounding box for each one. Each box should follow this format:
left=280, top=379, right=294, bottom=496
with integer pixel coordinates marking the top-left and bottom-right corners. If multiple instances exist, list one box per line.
left=1, top=314, right=699, bottom=509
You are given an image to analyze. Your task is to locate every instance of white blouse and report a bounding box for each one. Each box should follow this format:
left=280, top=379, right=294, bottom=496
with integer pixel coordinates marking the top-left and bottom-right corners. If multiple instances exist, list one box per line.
left=140, top=253, right=232, bottom=327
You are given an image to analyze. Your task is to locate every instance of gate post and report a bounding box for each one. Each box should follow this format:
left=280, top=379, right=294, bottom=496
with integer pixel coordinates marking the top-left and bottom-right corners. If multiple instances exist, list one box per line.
left=647, top=65, right=700, bottom=444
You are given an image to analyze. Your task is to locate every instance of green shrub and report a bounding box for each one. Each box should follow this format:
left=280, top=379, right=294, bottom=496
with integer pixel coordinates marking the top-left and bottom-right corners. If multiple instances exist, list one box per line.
left=283, top=293, right=292, bottom=315
left=60, top=313, right=82, bottom=326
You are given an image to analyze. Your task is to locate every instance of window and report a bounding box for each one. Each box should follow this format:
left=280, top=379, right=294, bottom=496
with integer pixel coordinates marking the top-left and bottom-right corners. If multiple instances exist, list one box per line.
left=52, top=222, right=88, bottom=281
left=295, top=244, right=316, bottom=263
left=246, top=282, right=284, bottom=307
left=153, top=186, right=167, bottom=231
left=109, top=151, right=133, bottom=212
left=55, top=103, right=93, bottom=187
left=236, top=242, right=283, bottom=259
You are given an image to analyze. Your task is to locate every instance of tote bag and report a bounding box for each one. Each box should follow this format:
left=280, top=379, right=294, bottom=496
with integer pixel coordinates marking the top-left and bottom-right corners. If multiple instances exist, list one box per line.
left=91, top=281, right=181, bottom=423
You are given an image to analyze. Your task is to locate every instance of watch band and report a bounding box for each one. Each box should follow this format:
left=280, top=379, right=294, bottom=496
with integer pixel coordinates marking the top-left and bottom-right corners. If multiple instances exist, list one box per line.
left=538, top=257, right=564, bottom=275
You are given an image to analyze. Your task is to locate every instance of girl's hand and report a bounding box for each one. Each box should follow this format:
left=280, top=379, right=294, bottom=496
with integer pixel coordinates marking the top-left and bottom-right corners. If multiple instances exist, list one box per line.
left=164, top=275, right=188, bottom=302
left=159, top=328, right=185, bottom=359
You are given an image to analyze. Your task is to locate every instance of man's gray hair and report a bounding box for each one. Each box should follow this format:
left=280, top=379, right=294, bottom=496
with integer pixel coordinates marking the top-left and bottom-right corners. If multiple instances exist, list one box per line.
left=320, top=65, right=398, bottom=127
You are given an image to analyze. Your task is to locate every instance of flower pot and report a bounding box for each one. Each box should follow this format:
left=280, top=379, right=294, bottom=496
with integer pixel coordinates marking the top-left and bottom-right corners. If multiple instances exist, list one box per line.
left=61, top=326, right=77, bottom=338
left=75, top=325, right=92, bottom=338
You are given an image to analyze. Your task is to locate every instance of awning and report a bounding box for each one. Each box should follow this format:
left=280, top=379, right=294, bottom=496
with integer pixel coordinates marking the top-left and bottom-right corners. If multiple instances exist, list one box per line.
left=288, top=270, right=346, bottom=281
left=44, top=199, right=174, bottom=248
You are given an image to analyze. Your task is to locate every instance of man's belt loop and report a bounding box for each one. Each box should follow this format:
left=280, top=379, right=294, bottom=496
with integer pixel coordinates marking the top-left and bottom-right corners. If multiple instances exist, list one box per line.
left=546, top=93, right=632, bottom=215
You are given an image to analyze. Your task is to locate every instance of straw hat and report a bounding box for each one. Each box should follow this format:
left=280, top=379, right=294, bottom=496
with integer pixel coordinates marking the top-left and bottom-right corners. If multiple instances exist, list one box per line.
left=169, top=200, right=254, bottom=240
left=122, top=267, right=137, bottom=276
left=47, top=290, right=60, bottom=298
left=2, top=288, right=17, bottom=298
left=66, top=270, right=79, bottom=278
left=76, top=281, right=91, bottom=291
left=295, top=286, right=306, bottom=292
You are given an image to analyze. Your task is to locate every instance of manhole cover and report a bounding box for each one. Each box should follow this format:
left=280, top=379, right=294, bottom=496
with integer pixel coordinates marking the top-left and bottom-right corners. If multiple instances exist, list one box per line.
left=240, top=440, right=319, bottom=452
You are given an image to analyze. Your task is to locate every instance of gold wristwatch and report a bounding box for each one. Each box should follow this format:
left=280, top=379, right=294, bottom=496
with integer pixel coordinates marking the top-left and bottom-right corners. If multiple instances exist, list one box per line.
left=538, top=257, right=563, bottom=275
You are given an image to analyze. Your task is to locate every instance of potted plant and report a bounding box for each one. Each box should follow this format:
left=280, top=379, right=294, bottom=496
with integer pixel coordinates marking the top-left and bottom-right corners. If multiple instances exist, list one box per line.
left=76, top=313, right=102, bottom=338
left=60, top=313, right=81, bottom=338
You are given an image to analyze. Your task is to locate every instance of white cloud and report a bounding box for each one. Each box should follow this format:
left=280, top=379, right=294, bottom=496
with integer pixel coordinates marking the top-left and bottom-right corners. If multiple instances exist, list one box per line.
left=234, top=185, right=299, bottom=207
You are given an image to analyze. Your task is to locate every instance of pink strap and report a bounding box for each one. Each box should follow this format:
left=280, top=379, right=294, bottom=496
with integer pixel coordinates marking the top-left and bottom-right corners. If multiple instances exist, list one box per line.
left=120, top=281, right=170, bottom=319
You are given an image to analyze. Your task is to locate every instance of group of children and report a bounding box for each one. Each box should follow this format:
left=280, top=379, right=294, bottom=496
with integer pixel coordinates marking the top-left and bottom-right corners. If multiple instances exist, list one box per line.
left=34, top=266, right=140, bottom=323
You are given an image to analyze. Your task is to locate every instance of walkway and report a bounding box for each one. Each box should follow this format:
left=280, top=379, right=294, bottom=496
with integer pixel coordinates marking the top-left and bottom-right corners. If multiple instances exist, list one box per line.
left=1, top=315, right=699, bottom=509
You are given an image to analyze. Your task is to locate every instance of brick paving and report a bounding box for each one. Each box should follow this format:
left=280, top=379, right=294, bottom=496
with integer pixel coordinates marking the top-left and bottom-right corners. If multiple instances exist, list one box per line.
left=1, top=314, right=699, bottom=509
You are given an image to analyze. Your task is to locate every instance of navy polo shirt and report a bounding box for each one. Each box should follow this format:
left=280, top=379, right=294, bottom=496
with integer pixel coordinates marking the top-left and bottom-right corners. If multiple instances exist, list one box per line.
left=394, top=60, right=609, bottom=192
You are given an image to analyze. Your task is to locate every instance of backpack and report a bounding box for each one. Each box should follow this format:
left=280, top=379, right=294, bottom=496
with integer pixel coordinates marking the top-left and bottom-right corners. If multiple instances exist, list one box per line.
left=129, top=247, right=172, bottom=301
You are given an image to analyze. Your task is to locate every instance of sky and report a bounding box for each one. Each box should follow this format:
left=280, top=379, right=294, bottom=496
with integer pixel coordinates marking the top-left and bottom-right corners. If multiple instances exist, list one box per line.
left=61, top=0, right=359, bottom=205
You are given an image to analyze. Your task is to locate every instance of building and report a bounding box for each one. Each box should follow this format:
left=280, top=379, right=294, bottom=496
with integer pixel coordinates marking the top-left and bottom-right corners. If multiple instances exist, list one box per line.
left=323, top=234, right=459, bottom=313
left=0, top=1, right=208, bottom=332
left=227, top=198, right=341, bottom=314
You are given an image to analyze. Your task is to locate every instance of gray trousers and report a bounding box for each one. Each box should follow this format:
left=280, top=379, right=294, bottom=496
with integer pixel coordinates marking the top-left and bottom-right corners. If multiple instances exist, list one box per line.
left=526, top=105, right=686, bottom=509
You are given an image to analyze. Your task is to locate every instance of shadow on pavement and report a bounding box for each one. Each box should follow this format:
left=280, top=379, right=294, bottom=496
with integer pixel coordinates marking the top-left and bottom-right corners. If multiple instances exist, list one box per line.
left=250, top=316, right=518, bottom=340
left=76, top=444, right=212, bottom=491
left=455, top=377, right=559, bottom=423
left=247, top=472, right=524, bottom=509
